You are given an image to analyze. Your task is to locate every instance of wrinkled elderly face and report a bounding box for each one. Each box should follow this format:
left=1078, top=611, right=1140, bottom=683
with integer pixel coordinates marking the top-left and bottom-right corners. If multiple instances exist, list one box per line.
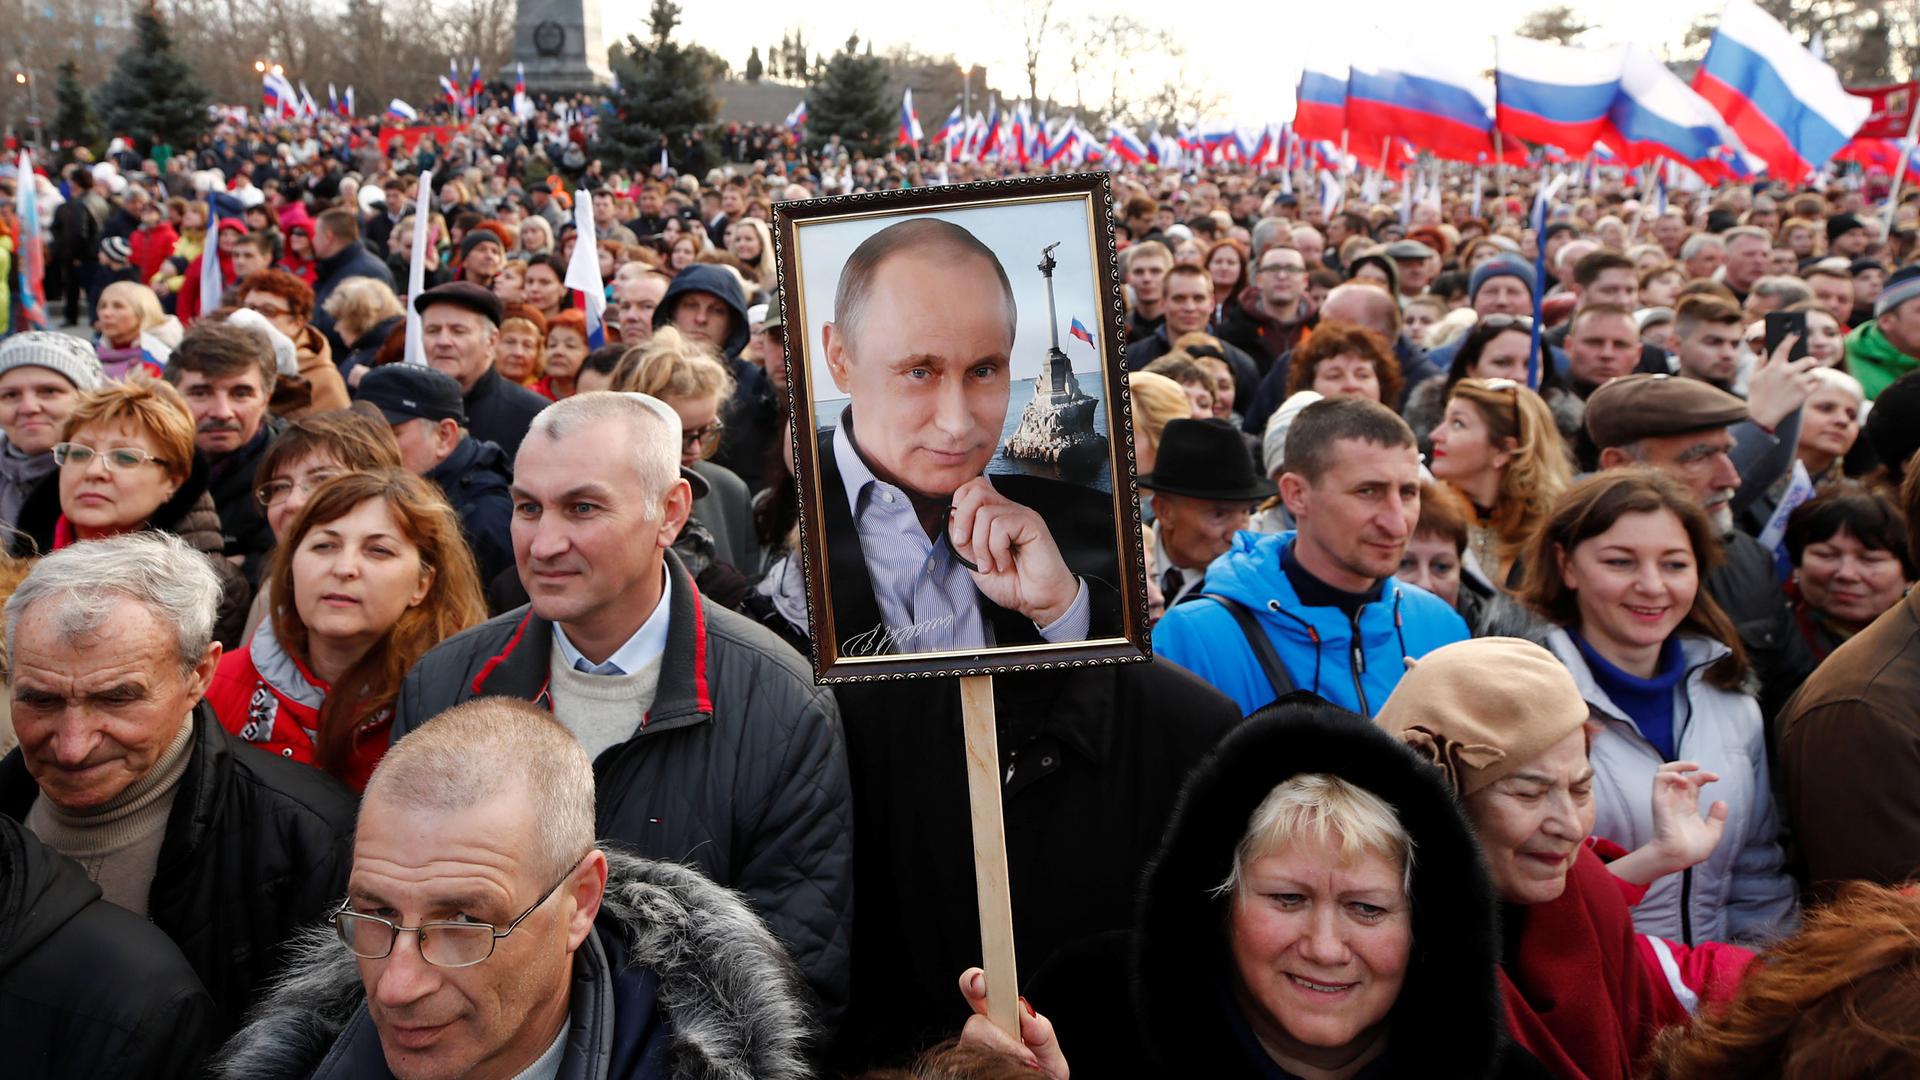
left=1465, top=728, right=1596, bottom=905
left=11, top=596, right=217, bottom=811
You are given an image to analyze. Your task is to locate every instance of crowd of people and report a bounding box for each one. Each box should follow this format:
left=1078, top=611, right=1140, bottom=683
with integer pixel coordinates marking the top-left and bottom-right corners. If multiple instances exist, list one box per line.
left=0, top=91, right=1919, bottom=1079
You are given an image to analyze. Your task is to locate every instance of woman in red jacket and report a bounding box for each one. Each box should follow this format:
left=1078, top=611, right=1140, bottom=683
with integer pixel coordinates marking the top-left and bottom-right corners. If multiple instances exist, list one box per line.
left=207, top=468, right=486, bottom=790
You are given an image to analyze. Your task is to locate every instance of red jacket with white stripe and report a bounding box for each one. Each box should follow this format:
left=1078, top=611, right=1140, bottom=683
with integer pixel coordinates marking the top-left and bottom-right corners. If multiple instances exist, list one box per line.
left=206, top=622, right=391, bottom=792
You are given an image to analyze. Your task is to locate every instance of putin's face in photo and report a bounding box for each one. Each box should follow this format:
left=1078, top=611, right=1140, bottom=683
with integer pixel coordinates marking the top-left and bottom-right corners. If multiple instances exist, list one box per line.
left=821, top=219, right=1017, bottom=499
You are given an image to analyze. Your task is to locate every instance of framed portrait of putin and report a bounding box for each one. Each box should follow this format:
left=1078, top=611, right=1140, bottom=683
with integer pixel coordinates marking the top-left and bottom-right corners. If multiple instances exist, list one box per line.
left=772, top=173, right=1150, bottom=682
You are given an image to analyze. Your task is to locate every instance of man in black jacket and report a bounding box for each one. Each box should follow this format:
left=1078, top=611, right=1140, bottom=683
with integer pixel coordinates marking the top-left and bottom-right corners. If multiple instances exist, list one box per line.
left=359, top=364, right=515, bottom=586
left=0, top=816, right=219, bottom=1079
left=0, top=533, right=355, bottom=1037
left=165, top=320, right=283, bottom=588
left=310, top=207, right=396, bottom=341
left=415, top=281, right=549, bottom=459
left=653, top=264, right=775, bottom=492
left=391, top=392, right=853, bottom=1029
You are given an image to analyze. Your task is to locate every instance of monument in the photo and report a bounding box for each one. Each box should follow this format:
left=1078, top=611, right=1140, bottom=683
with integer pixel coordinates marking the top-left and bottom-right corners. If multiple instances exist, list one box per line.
left=1003, top=241, right=1108, bottom=476
left=513, top=0, right=613, bottom=92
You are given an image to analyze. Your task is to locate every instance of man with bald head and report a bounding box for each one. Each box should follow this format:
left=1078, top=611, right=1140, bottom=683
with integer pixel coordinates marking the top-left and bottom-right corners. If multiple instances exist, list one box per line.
left=1239, top=281, right=1441, bottom=432
left=818, top=217, right=1121, bottom=656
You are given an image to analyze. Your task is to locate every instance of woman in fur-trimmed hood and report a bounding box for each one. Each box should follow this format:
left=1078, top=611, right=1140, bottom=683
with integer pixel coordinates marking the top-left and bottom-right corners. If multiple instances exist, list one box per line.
left=208, top=849, right=815, bottom=1080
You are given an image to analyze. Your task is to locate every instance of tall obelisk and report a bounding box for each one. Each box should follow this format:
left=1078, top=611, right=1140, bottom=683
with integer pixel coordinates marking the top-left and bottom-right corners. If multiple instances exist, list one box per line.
left=513, top=0, right=613, bottom=92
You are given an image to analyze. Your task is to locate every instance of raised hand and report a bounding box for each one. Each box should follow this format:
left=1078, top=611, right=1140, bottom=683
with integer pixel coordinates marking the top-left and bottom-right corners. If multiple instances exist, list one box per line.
left=1647, top=760, right=1729, bottom=874
left=948, top=475, right=1079, bottom=627
left=957, top=968, right=1070, bottom=1079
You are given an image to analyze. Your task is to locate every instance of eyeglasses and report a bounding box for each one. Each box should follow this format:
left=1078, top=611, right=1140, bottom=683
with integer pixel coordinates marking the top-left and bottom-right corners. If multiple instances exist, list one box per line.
left=256, top=470, right=345, bottom=508
left=53, top=443, right=167, bottom=471
left=683, top=419, right=726, bottom=457
left=331, top=854, right=587, bottom=969
left=244, top=300, right=292, bottom=318
left=1258, top=263, right=1308, bottom=276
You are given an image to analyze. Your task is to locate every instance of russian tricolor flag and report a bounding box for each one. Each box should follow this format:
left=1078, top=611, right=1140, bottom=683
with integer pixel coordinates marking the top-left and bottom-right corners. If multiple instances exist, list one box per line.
left=1295, top=58, right=1348, bottom=142
left=1692, top=0, right=1870, bottom=179
left=1494, top=37, right=1623, bottom=156
left=935, top=105, right=961, bottom=144
left=387, top=98, right=418, bottom=122
left=1347, top=50, right=1499, bottom=163
left=469, top=57, right=484, bottom=100
left=1611, top=46, right=1754, bottom=171
left=1107, top=123, right=1147, bottom=164
left=565, top=196, right=607, bottom=348
left=1069, top=318, right=1094, bottom=348
left=898, top=89, right=924, bottom=146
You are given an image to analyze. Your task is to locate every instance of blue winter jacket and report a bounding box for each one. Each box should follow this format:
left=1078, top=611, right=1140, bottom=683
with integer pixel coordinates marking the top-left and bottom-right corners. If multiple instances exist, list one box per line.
left=1151, top=530, right=1469, bottom=716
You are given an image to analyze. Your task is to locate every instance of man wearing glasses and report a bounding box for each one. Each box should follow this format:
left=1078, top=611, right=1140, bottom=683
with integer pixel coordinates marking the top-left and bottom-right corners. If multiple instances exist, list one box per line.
left=1218, top=245, right=1316, bottom=370
left=357, top=364, right=515, bottom=587
left=214, top=697, right=812, bottom=1079
left=164, top=319, right=283, bottom=588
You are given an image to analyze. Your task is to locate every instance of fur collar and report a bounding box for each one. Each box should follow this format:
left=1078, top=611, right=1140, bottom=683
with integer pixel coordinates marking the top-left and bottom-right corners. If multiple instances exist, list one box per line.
left=210, top=850, right=813, bottom=1080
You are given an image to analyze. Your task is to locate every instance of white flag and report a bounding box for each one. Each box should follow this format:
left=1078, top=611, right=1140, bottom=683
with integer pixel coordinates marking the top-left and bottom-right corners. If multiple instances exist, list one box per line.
left=403, top=171, right=433, bottom=366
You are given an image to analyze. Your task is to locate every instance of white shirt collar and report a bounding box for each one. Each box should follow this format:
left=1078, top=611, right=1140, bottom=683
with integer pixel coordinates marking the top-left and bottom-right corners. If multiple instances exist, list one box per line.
left=551, top=565, right=672, bottom=675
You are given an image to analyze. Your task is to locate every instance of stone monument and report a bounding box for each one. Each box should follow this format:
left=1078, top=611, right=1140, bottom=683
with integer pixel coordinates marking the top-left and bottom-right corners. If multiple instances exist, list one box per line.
left=1003, top=242, right=1108, bottom=477
left=512, top=0, right=613, bottom=93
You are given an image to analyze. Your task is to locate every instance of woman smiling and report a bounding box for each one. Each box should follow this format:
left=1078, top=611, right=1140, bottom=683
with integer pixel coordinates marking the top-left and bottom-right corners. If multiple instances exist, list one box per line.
left=1522, top=470, right=1798, bottom=948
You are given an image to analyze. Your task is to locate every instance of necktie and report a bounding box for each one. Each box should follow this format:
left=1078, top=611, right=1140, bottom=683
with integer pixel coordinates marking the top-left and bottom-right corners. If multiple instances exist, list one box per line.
left=1161, top=567, right=1187, bottom=605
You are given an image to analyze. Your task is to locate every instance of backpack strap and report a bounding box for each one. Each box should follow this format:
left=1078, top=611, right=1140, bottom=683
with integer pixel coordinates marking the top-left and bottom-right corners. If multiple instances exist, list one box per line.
left=1200, top=593, right=1295, bottom=699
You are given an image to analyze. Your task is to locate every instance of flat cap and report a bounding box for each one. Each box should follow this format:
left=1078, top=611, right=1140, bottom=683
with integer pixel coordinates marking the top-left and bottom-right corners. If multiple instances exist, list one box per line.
left=1384, top=239, right=1437, bottom=261
left=1584, top=373, right=1747, bottom=448
left=414, top=280, right=504, bottom=326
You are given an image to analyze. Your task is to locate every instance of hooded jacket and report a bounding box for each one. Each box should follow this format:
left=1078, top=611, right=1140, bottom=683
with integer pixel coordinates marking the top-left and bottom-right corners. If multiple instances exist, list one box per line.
left=209, top=852, right=813, bottom=1080
left=390, top=550, right=853, bottom=1029
left=654, top=265, right=775, bottom=491
left=1844, top=318, right=1918, bottom=400
left=1152, top=530, right=1469, bottom=716
left=1545, top=629, right=1798, bottom=947
left=0, top=815, right=219, bottom=1079
left=0, top=703, right=356, bottom=1037
left=1044, top=695, right=1514, bottom=1078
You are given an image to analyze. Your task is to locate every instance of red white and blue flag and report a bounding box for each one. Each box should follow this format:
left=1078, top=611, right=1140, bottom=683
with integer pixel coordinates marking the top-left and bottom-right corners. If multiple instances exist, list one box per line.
left=469, top=57, right=484, bottom=101
left=1068, top=317, right=1095, bottom=348
left=1692, top=0, right=1869, bottom=178
left=898, top=88, right=924, bottom=146
left=934, top=105, right=962, bottom=144
left=784, top=99, right=809, bottom=132
left=1295, top=58, right=1350, bottom=142
left=1107, top=123, right=1147, bottom=164
left=387, top=98, right=418, bottom=122
left=1348, top=49, right=1501, bottom=163
left=13, top=151, right=46, bottom=329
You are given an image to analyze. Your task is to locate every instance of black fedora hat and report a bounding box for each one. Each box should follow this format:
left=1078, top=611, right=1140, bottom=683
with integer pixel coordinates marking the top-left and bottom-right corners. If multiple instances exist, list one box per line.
left=1139, top=418, right=1278, bottom=501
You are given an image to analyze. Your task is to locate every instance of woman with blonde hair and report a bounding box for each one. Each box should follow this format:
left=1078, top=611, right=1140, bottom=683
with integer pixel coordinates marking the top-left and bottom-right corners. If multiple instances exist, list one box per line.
left=1125, top=371, right=1192, bottom=478
left=1429, top=377, right=1571, bottom=589
left=517, top=214, right=554, bottom=258
left=92, top=281, right=170, bottom=379
left=726, top=217, right=778, bottom=287
left=613, top=327, right=757, bottom=571
left=322, top=277, right=406, bottom=389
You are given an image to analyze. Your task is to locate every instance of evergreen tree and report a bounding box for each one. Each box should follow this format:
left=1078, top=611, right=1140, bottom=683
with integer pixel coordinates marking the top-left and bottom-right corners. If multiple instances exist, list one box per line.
left=52, top=60, right=99, bottom=151
left=94, top=7, right=210, bottom=153
left=809, top=34, right=893, bottom=155
left=745, top=46, right=763, bottom=82
left=598, top=0, right=723, bottom=175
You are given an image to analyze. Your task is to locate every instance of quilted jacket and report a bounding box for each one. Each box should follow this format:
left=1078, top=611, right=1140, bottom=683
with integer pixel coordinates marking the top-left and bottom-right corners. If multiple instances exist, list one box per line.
left=390, top=550, right=854, bottom=1031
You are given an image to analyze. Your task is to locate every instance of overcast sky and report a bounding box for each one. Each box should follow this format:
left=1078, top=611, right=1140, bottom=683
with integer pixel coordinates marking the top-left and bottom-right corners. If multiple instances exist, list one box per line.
left=613, top=0, right=1727, bottom=125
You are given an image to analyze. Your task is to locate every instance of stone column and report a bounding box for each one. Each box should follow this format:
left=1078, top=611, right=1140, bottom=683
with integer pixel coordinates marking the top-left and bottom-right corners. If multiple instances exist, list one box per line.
left=512, top=0, right=613, bottom=92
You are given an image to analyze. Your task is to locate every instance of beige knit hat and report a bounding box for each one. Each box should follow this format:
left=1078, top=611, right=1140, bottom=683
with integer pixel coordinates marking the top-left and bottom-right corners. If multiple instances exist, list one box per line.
left=1374, top=637, right=1590, bottom=797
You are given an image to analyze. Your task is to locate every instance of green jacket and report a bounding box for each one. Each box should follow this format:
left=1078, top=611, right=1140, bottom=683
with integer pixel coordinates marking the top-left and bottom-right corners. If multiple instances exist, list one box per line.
left=1845, top=319, right=1919, bottom=399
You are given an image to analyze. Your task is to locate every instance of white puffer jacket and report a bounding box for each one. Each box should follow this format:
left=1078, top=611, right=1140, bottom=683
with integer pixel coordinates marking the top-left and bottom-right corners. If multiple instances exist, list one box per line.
left=1546, top=628, right=1799, bottom=947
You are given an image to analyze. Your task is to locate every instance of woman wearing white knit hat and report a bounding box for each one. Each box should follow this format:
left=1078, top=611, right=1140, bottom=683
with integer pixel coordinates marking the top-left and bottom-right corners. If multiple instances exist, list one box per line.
left=0, top=332, right=102, bottom=534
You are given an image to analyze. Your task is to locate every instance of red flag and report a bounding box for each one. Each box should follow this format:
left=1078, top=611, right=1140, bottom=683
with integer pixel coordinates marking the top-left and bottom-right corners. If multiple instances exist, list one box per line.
left=1847, top=82, right=1920, bottom=139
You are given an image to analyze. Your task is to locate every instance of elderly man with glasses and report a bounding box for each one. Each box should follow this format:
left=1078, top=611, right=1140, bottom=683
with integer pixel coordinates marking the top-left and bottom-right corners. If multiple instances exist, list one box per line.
left=210, top=696, right=812, bottom=1080
left=0, top=533, right=356, bottom=1038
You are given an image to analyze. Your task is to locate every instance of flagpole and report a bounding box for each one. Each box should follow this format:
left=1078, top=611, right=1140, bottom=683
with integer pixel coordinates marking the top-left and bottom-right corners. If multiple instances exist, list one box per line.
left=1885, top=101, right=1920, bottom=233
left=1493, top=131, right=1508, bottom=208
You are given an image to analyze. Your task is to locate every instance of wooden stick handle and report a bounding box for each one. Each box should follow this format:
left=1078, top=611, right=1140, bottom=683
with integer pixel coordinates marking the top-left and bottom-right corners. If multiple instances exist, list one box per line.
left=959, top=673, right=1021, bottom=1038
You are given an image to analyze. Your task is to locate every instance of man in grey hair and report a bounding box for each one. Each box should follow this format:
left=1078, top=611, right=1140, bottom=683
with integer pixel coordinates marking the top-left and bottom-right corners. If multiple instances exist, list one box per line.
left=392, top=391, right=854, bottom=1029
left=0, top=531, right=356, bottom=1038
left=212, top=697, right=812, bottom=1080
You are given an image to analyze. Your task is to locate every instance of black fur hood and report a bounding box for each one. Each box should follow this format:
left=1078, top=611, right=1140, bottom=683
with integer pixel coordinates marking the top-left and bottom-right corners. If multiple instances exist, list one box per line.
left=1132, top=693, right=1507, bottom=1078
left=209, top=850, right=814, bottom=1080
